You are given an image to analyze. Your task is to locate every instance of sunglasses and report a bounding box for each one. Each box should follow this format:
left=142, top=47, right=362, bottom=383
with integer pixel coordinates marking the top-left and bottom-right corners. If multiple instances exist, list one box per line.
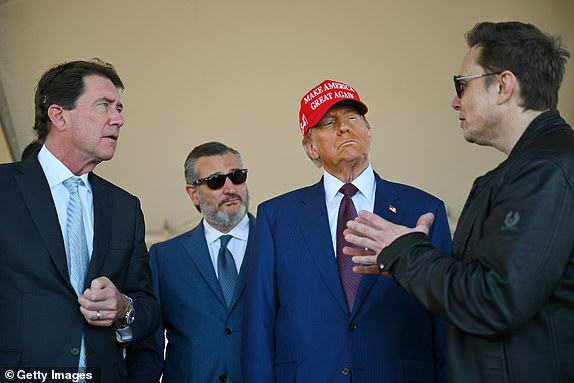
left=192, top=169, right=248, bottom=190
left=453, top=72, right=500, bottom=98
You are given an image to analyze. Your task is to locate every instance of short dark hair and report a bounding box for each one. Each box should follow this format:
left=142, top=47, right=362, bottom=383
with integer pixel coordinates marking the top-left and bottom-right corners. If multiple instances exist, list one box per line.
left=184, top=141, right=243, bottom=184
left=21, top=139, right=43, bottom=160
left=33, top=59, right=124, bottom=141
left=466, top=21, right=570, bottom=111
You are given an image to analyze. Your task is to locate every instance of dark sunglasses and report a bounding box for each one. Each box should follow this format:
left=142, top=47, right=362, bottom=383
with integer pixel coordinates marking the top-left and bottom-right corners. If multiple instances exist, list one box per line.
left=192, top=169, right=248, bottom=190
left=453, top=72, right=500, bottom=99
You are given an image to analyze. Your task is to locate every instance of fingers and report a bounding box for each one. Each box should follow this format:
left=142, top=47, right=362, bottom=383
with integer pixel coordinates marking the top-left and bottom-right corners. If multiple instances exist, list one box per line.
left=79, top=307, right=115, bottom=327
left=78, top=276, right=123, bottom=326
left=89, top=276, right=112, bottom=290
left=416, top=212, right=435, bottom=234
left=342, top=246, right=376, bottom=257
left=343, top=231, right=380, bottom=253
left=81, top=277, right=119, bottom=302
left=344, top=211, right=390, bottom=254
left=350, top=254, right=378, bottom=265
left=351, top=265, right=382, bottom=275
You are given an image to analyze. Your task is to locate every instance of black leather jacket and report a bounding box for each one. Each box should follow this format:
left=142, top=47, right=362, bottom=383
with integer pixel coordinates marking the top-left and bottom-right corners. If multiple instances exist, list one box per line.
left=380, top=110, right=574, bottom=382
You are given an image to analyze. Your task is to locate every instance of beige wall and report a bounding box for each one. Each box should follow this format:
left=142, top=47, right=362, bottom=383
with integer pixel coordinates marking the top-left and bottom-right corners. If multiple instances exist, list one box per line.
left=1, top=0, right=573, bottom=242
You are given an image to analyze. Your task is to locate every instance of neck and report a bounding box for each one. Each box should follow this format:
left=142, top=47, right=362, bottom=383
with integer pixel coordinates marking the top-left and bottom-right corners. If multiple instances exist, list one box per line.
left=325, top=160, right=368, bottom=183
left=499, top=109, right=545, bottom=155
left=45, top=140, right=98, bottom=176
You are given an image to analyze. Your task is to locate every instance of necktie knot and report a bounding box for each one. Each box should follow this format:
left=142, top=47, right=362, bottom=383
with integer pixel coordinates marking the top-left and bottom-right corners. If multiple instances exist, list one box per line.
left=63, top=177, right=83, bottom=194
left=220, top=234, right=233, bottom=248
left=340, top=183, right=358, bottom=198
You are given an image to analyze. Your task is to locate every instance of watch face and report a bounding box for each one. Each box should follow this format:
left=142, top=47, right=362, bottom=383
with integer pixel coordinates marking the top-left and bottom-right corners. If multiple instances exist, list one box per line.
left=127, top=309, right=135, bottom=325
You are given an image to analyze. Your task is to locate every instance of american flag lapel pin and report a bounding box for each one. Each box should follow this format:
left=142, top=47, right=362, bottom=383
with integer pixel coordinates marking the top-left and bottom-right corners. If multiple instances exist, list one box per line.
left=389, top=205, right=397, bottom=214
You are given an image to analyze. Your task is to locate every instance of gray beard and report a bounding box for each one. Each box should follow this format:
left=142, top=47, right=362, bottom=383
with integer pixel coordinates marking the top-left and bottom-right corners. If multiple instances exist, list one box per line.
left=201, top=195, right=249, bottom=231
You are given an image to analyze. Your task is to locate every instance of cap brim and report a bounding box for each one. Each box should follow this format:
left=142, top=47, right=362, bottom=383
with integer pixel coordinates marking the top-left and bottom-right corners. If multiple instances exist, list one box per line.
left=309, top=99, right=368, bottom=129
left=336, top=99, right=368, bottom=115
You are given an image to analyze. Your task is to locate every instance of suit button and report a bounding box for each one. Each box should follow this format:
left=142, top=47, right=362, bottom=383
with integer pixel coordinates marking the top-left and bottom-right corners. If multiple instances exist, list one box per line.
left=342, top=367, right=350, bottom=375
left=348, top=323, right=357, bottom=331
left=219, top=373, right=228, bottom=381
left=70, top=348, right=80, bottom=356
left=225, top=328, right=233, bottom=335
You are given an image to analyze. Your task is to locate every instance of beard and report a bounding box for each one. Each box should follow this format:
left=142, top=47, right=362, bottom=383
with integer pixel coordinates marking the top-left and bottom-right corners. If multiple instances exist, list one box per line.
left=200, top=193, right=249, bottom=230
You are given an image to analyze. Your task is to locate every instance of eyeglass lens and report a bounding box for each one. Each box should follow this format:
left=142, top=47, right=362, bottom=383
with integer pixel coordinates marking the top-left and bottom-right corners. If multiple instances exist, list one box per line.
left=454, top=78, right=464, bottom=98
left=204, top=170, right=248, bottom=190
left=453, top=73, right=500, bottom=99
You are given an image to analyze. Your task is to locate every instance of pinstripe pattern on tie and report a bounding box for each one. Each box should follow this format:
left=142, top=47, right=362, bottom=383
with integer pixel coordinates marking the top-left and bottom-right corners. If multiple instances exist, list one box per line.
left=63, top=177, right=89, bottom=370
left=337, top=183, right=362, bottom=312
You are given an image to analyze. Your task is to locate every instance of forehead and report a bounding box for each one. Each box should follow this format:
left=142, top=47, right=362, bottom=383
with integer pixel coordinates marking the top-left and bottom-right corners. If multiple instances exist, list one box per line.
left=81, top=74, right=121, bottom=99
left=196, top=152, right=241, bottom=177
left=319, top=103, right=361, bottom=123
left=459, top=46, right=484, bottom=74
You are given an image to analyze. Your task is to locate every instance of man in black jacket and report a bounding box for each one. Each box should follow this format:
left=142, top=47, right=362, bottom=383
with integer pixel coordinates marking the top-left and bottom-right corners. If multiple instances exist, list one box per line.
left=344, top=21, right=573, bottom=383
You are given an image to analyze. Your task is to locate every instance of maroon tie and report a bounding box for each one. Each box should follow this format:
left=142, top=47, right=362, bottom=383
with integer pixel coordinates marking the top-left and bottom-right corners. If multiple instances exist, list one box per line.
left=337, top=183, right=361, bottom=311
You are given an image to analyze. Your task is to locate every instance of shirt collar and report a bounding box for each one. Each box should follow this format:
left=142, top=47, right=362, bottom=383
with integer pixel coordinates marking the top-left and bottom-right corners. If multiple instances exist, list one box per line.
left=323, top=163, right=375, bottom=204
left=37, top=145, right=91, bottom=191
left=203, top=214, right=250, bottom=245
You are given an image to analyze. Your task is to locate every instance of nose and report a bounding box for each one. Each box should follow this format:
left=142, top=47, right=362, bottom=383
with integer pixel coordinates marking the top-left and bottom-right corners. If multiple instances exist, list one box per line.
left=337, top=119, right=351, bottom=134
left=451, top=95, right=461, bottom=111
left=222, top=177, right=237, bottom=193
left=110, top=108, right=125, bottom=127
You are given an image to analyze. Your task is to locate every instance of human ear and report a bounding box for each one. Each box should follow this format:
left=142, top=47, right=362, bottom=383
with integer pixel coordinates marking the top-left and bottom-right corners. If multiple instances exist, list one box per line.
left=47, top=105, right=66, bottom=131
left=496, top=71, right=517, bottom=104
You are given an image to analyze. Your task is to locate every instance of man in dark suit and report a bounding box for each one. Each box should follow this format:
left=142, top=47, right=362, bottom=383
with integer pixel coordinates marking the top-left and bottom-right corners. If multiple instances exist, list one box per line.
left=0, top=59, right=159, bottom=382
left=242, top=80, right=452, bottom=382
left=127, top=142, right=253, bottom=383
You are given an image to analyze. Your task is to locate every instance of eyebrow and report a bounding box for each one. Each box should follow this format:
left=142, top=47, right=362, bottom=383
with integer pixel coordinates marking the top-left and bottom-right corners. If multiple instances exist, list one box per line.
left=101, top=97, right=123, bottom=110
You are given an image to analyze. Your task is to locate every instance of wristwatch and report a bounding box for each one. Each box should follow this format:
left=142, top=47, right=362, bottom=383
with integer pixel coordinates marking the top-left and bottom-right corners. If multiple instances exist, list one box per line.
left=115, top=295, right=135, bottom=343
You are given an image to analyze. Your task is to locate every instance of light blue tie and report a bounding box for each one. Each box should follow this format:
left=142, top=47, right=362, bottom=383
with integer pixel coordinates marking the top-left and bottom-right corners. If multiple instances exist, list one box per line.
left=217, top=235, right=238, bottom=307
left=63, top=177, right=89, bottom=370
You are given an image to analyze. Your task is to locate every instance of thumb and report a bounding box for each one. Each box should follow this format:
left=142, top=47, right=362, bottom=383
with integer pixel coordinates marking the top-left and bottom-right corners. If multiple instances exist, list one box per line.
left=416, top=212, right=435, bottom=234
left=90, top=276, right=111, bottom=290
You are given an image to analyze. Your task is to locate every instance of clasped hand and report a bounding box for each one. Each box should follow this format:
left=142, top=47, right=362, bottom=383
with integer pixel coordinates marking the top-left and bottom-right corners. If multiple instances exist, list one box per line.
left=78, top=276, right=128, bottom=326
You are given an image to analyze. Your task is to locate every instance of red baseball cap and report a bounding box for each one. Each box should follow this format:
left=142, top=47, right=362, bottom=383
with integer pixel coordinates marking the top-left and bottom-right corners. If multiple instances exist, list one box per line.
left=299, top=79, right=368, bottom=136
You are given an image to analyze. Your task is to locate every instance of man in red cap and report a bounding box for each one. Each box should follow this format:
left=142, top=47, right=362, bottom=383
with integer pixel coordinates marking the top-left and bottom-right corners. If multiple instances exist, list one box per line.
left=242, top=79, right=452, bottom=382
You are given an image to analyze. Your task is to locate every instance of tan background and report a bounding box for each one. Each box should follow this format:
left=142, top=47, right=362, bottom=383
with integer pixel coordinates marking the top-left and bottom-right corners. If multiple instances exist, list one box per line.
left=1, top=0, right=573, bottom=243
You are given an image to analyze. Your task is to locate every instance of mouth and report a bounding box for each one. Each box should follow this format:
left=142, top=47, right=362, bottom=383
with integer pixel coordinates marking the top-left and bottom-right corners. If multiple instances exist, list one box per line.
left=103, top=135, right=118, bottom=142
left=220, top=195, right=242, bottom=207
left=338, top=139, right=357, bottom=149
left=104, top=130, right=119, bottom=140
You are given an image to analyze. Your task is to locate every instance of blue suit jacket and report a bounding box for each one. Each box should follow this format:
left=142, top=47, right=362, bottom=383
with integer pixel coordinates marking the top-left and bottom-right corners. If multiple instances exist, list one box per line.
left=127, top=215, right=255, bottom=383
left=242, top=174, right=451, bottom=383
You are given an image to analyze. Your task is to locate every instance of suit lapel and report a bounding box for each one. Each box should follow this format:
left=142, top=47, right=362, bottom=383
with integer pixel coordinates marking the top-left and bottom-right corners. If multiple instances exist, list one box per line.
left=229, top=214, right=256, bottom=310
left=353, top=174, right=401, bottom=315
left=297, top=180, right=349, bottom=314
left=15, top=158, right=74, bottom=294
left=183, top=223, right=228, bottom=308
left=87, top=173, right=111, bottom=286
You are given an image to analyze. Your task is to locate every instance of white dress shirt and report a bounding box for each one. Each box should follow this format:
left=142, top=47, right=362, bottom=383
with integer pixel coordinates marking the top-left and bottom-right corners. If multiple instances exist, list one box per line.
left=37, top=145, right=94, bottom=263
left=203, top=214, right=250, bottom=277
